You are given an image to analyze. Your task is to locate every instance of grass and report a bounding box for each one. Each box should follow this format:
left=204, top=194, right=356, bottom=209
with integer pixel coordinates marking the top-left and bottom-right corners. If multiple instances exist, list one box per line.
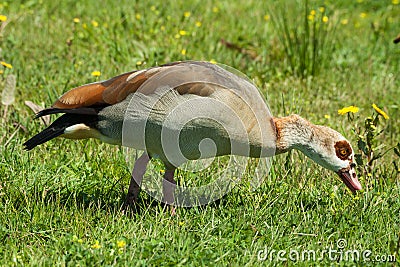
left=0, top=0, right=399, bottom=265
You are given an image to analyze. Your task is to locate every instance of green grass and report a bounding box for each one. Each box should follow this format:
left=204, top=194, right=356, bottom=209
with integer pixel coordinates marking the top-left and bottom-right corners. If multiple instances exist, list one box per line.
left=1, top=0, right=399, bottom=265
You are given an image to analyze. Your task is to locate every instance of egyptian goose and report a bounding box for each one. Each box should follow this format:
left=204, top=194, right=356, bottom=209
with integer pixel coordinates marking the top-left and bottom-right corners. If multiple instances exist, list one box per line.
left=23, top=61, right=361, bottom=208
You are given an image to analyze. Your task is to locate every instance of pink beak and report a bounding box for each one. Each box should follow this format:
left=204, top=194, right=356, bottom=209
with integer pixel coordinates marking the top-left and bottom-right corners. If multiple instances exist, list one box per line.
left=337, top=167, right=362, bottom=193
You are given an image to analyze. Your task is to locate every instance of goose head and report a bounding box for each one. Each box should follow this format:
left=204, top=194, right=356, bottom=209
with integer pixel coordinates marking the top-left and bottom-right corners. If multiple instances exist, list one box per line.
left=274, top=115, right=362, bottom=193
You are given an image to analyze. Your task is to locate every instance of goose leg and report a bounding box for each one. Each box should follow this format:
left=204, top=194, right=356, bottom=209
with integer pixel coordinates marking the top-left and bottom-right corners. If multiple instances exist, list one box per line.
left=163, top=169, right=177, bottom=215
left=124, top=153, right=150, bottom=209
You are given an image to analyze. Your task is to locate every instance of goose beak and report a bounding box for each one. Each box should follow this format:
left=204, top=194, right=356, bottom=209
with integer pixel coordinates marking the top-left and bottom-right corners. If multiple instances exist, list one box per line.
left=337, top=166, right=362, bottom=193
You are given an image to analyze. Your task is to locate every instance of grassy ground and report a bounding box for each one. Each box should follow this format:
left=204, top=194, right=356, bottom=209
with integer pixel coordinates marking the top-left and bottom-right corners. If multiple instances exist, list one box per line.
left=1, top=0, right=399, bottom=265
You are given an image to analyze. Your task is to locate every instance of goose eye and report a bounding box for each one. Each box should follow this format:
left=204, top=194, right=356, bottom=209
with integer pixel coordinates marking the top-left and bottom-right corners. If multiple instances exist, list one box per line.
left=339, top=149, right=347, bottom=156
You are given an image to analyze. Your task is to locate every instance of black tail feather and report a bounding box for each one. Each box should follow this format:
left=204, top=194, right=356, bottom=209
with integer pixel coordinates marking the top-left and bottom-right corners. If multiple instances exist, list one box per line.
left=35, top=107, right=101, bottom=118
left=24, top=112, right=99, bottom=150
left=23, top=125, right=65, bottom=150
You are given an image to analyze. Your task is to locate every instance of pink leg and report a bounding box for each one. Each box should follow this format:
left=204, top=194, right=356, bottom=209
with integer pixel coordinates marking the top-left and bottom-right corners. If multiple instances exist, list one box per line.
left=163, top=169, right=177, bottom=215
left=125, top=153, right=150, bottom=207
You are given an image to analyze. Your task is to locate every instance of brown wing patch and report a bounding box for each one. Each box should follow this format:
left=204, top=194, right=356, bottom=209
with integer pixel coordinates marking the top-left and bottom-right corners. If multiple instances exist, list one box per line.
left=52, top=83, right=106, bottom=109
left=175, top=83, right=216, bottom=97
left=334, top=140, right=352, bottom=160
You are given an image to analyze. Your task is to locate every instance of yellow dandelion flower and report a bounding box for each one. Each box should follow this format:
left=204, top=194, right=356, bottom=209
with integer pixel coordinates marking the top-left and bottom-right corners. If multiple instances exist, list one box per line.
left=319, top=7, right=325, bottom=13
left=324, top=114, right=330, bottom=119
left=0, top=15, right=7, bottom=22
left=338, top=105, right=359, bottom=115
left=136, top=61, right=142, bottom=66
left=341, top=19, right=349, bottom=25
left=91, top=20, right=98, bottom=27
left=174, top=33, right=181, bottom=39
left=117, top=240, right=126, bottom=248
left=0, top=70, right=3, bottom=74
left=73, top=17, right=80, bottom=23
left=150, top=5, right=156, bottom=11
left=393, top=0, right=399, bottom=4
left=360, top=13, right=367, bottom=19
left=310, top=10, right=316, bottom=16
left=322, top=16, right=329, bottom=23
left=135, top=14, right=141, bottom=20
left=179, top=30, right=187, bottom=36
left=212, top=7, right=219, bottom=13
left=178, top=221, right=185, bottom=226
left=160, top=25, right=165, bottom=31
left=263, top=14, right=270, bottom=21
left=181, top=49, right=186, bottom=56
left=195, top=21, right=202, bottom=27
left=308, top=14, right=315, bottom=21
left=1, top=61, right=12, bottom=69
left=82, top=23, right=87, bottom=29
left=91, top=240, right=101, bottom=249
left=91, top=71, right=101, bottom=77
left=184, top=11, right=191, bottom=18
left=372, top=104, right=389, bottom=120
left=209, top=59, right=217, bottom=64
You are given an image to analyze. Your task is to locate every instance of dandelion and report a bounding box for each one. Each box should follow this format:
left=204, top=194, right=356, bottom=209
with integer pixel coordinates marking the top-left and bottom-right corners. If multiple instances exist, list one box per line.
left=181, top=49, right=186, bottom=56
left=372, top=104, right=389, bottom=120
left=179, top=30, right=187, bottom=36
left=263, top=14, right=270, bottom=21
left=91, top=20, right=99, bottom=27
left=195, top=21, right=202, bottom=27
left=360, top=13, right=367, bottom=19
left=160, top=25, right=165, bottom=31
left=174, top=33, right=181, bottom=39
left=135, top=14, right=141, bottom=20
left=393, top=0, right=399, bottom=4
left=82, top=23, right=87, bottom=29
left=136, top=61, right=142, bottom=66
left=319, top=7, right=325, bottom=13
left=178, top=221, right=185, bottom=226
left=341, top=19, right=349, bottom=25
left=150, top=5, right=156, bottom=11
left=322, top=16, right=329, bottom=23
left=209, top=59, right=217, bottom=64
left=324, top=114, right=330, bottom=119
left=73, top=17, right=80, bottom=23
left=116, top=240, right=126, bottom=248
left=212, top=7, right=219, bottom=13
left=1, top=61, right=12, bottom=69
left=308, top=14, right=315, bottom=21
left=91, top=240, right=101, bottom=249
left=0, top=15, right=8, bottom=22
left=184, top=11, right=191, bottom=18
left=338, top=105, right=359, bottom=115
left=91, top=71, right=101, bottom=77
left=310, top=10, right=316, bottom=16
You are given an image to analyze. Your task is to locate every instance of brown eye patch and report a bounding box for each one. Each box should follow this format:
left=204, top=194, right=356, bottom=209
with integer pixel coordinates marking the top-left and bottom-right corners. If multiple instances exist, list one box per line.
left=334, top=140, right=353, bottom=160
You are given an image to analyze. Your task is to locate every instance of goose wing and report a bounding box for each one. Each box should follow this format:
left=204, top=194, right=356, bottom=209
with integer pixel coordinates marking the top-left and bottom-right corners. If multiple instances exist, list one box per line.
left=52, top=61, right=267, bottom=111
